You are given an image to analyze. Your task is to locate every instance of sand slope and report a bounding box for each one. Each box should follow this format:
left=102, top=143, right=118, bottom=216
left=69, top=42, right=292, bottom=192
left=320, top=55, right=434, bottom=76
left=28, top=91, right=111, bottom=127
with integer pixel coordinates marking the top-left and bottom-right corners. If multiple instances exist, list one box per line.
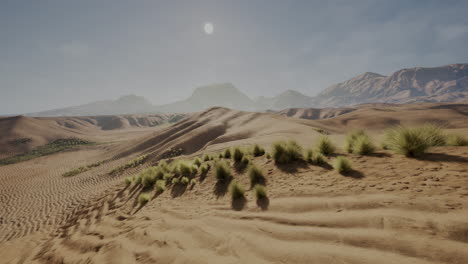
left=1, top=103, right=468, bottom=264
left=0, top=113, right=185, bottom=158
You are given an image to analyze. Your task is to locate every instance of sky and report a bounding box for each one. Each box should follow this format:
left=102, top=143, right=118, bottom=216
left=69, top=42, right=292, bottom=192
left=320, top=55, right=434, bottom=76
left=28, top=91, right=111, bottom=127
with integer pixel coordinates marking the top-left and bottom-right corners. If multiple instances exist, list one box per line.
left=1, top=0, right=468, bottom=114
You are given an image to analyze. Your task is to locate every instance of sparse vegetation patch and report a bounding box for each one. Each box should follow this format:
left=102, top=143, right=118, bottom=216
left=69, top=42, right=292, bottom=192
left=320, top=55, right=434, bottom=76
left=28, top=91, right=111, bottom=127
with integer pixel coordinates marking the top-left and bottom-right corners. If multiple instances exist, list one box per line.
left=0, top=138, right=94, bottom=166
left=109, top=154, right=149, bottom=175
left=272, top=140, right=303, bottom=164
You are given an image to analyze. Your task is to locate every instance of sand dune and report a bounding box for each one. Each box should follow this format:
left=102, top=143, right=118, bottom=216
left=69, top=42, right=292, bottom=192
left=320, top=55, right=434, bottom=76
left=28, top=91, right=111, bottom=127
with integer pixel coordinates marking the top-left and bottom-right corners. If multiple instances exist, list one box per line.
left=1, top=103, right=468, bottom=264
left=0, top=114, right=185, bottom=158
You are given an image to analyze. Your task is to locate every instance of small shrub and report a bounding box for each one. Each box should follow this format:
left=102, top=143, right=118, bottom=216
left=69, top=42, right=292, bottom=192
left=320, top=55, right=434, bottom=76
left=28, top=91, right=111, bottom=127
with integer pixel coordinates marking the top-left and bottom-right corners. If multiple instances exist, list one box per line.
left=124, top=177, right=133, bottom=185
left=253, top=144, right=265, bottom=157
left=181, top=176, right=190, bottom=185
left=218, top=153, right=223, bottom=158
left=383, top=124, right=445, bottom=157
left=333, top=156, right=352, bottom=173
left=223, top=148, right=232, bottom=159
left=134, top=175, right=143, bottom=185
left=172, top=178, right=180, bottom=185
left=190, top=178, right=197, bottom=185
left=203, top=154, right=210, bottom=162
left=311, top=153, right=326, bottom=165
left=193, top=158, right=202, bottom=167
left=248, top=165, right=265, bottom=187
left=344, top=130, right=366, bottom=153
left=138, top=193, right=150, bottom=206
left=446, top=134, right=468, bottom=146
left=178, top=162, right=193, bottom=177
left=254, top=185, right=267, bottom=200
left=272, top=140, right=303, bottom=164
left=266, top=153, right=271, bottom=159
left=229, top=181, right=245, bottom=200
left=200, top=164, right=210, bottom=174
left=155, top=180, right=166, bottom=193
left=353, top=134, right=375, bottom=155
left=315, top=136, right=336, bottom=156
left=233, top=147, right=244, bottom=162
left=215, top=161, right=231, bottom=182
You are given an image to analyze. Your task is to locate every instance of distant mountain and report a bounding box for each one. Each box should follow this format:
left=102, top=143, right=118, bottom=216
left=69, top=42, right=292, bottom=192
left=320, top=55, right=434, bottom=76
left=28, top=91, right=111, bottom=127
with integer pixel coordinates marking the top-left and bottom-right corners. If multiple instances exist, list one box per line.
left=26, top=64, right=468, bottom=116
left=30, top=95, right=154, bottom=117
left=255, top=90, right=315, bottom=111
left=316, top=64, right=468, bottom=107
left=155, top=83, right=256, bottom=112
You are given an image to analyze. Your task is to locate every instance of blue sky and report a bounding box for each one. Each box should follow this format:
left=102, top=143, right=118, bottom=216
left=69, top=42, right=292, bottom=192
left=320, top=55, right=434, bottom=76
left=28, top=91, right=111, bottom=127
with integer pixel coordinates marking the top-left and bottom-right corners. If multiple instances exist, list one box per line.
left=1, top=0, right=468, bottom=114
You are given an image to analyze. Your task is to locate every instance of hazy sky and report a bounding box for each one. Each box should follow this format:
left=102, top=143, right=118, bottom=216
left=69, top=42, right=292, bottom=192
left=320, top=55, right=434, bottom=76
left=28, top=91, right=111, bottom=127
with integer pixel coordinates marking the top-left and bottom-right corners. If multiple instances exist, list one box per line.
left=2, top=0, right=468, bottom=114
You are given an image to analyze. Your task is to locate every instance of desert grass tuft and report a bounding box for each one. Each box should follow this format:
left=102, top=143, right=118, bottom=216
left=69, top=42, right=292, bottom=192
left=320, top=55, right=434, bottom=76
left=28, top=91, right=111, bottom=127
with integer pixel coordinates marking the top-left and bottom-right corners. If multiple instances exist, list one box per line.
left=254, top=184, right=267, bottom=200
left=248, top=164, right=265, bottom=187
left=223, top=148, right=232, bottom=159
left=193, top=157, right=202, bottom=167
left=306, top=149, right=326, bottom=165
left=155, top=180, right=166, bottom=193
left=233, top=147, right=245, bottom=162
left=124, top=177, right=133, bottom=185
left=181, top=176, right=190, bottom=185
left=272, top=140, right=303, bottom=164
left=229, top=181, right=245, bottom=200
left=315, top=135, right=336, bottom=156
left=333, top=156, right=352, bottom=173
left=215, top=161, right=232, bottom=182
left=203, top=154, right=210, bottom=162
left=445, top=133, right=468, bottom=146
left=383, top=124, right=445, bottom=157
left=253, top=144, right=266, bottom=157
left=138, top=193, right=150, bottom=206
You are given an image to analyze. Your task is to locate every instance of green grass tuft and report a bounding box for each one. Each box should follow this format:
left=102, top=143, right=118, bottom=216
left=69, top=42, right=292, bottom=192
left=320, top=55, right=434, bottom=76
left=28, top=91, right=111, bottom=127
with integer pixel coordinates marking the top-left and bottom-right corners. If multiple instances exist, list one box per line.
left=254, top=185, right=267, bottom=200
left=155, top=180, right=166, bottom=193
left=109, top=154, right=149, bottom=175
left=248, top=164, right=265, bottom=187
left=272, top=140, right=303, bottom=164
left=203, top=154, right=210, bottom=162
left=138, top=193, right=150, bottom=206
left=124, top=177, right=133, bottom=185
left=215, top=161, right=231, bottom=182
left=383, top=124, right=446, bottom=157
left=252, top=144, right=265, bottom=157
left=233, top=147, right=244, bottom=162
left=229, top=181, right=245, bottom=200
left=193, top=157, right=202, bottom=167
left=223, top=148, right=232, bottom=159
left=333, top=156, right=352, bottom=173
left=180, top=176, right=190, bottom=185
left=344, top=131, right=375, bottom=155
left=315, top=135, right=336, bottom=156
left=445, top=133, right=468, bottom=146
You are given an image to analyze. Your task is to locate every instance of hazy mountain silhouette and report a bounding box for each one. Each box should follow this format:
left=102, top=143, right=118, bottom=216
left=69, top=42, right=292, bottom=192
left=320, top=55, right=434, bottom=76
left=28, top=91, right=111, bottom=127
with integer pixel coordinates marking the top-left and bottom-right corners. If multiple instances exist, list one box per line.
left=28, top=64, right=468, bottom=116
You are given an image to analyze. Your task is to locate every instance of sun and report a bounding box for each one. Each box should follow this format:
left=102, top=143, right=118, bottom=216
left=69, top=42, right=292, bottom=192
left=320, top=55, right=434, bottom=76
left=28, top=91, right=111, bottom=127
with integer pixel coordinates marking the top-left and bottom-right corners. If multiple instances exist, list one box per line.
left=203, top=22, right=214, bottom=35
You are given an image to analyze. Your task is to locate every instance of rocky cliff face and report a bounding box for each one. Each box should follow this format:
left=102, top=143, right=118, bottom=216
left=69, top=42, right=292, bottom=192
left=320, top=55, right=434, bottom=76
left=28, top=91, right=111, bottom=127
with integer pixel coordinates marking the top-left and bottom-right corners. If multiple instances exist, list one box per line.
left=316, top=64, right=468, bottom=107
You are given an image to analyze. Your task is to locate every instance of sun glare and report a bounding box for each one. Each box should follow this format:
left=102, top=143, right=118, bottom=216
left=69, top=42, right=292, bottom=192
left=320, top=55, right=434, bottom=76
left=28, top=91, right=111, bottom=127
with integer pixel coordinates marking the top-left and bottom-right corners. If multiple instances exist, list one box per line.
left=204, top=22, right=214, bottom=35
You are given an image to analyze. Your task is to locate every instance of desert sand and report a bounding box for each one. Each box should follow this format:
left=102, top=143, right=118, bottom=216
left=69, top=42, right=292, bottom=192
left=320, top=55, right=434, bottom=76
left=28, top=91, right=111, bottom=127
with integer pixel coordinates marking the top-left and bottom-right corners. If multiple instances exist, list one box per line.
left=1, top=103, right=468, bottom=264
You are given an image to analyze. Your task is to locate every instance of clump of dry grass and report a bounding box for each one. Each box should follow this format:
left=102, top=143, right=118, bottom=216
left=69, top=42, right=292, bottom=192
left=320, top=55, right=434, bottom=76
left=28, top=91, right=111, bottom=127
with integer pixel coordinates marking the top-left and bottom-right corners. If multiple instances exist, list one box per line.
left=138, top=193, right=150, bottom=206
left=248, top=164, right=265, bottom=187
left=253, top=144, right=265, bottom=157
left=254, top=184, right=267, bottom=200
left=315, top=135, right=336, bottom=156
left=272, top=140, right=303, bottom=164
left=383, top=124, right=445, bottom=157
left=229, top=181, right=245, bottom=200
left=215, top=161, right=231, bottom=182
left=344, top=130, right=375, bottom=155
left=333, top=156, right=352, bottom=173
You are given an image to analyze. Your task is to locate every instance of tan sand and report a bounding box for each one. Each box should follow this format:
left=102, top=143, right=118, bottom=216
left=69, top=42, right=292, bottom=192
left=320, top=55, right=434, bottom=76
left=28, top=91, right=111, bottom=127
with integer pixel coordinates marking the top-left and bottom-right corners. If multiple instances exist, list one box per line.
left=0, top=103, right=467, bottom=264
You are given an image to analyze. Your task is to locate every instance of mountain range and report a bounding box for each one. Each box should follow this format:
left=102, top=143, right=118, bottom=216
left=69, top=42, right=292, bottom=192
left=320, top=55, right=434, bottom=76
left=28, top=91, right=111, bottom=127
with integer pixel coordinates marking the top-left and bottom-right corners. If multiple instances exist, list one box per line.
left=27, top=63, right=468, bottom=116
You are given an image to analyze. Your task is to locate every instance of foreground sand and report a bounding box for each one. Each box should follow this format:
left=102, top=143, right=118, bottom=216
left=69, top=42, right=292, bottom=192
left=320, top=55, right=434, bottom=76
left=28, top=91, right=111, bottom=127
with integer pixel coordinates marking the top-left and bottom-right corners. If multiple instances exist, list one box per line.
left=1, top=104, right=468, bottom=263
